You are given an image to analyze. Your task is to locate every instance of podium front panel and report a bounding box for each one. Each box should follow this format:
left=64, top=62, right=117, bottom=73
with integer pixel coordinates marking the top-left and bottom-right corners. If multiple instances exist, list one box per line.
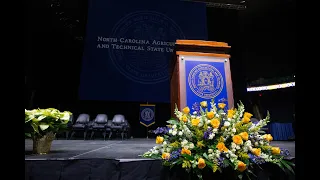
left=178, top=55, right=234, bottom=110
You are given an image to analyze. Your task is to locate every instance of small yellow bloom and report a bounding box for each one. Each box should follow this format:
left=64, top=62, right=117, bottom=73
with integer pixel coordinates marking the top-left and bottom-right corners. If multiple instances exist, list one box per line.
left=181, top=148, right=191, bottom=155
left=156, top=136, right=164, bottom=144
left=182, top=160, right=191, bottom=169
left=197, top=141, right=205, bottom=149
left=271, top=147, right=281, bottom=155
left=227, top=109, right=235, bottom=118
left=207, top=111, right=215, bottom=119
left=237, top=161, right=247, bottom=172
left=239, top=132, right=249, bottom=141
left=218, top=103, right=226, bottom=109
left=210, top=119, right=220, bottom=128
left=232, top=135, right=243, bottom=145
left=242, top=116, right=250, bottom=123
left=216, top=142, right=228, bottom=152
left=182, top=107, right=190, bottom=114
left=252, top=148, right=261, bottom=156
left=263, top=134, right=273, bottom=142
left=161, top=153, right=170, bottom=160
left=198, top=158, right=206, bottom=169
left=243, top=112, right=253, bottom=119
left=200, top=101, right=207, bottom=108
left=180, top=115, right=188, bottom=123
left=191, top=118, right=200, bottom=126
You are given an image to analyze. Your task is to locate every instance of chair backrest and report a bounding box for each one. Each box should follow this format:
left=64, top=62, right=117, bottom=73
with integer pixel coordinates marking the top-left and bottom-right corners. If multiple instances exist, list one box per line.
left=76, top=114, right=90, bottom=124
left=94, top=114, right=108, bottom=123
left=112, top=114, right=125, bottom=124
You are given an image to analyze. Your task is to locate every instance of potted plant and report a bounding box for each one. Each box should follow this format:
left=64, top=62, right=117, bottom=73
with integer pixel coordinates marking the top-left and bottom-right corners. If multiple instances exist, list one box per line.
left=25, top=108, right=72, bottom=154
left=142, top=100, right=294, bottom=180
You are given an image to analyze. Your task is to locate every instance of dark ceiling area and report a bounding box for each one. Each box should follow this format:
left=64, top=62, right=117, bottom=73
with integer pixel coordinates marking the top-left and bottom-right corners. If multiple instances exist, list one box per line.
left=26, top=0, right=295, bottom=105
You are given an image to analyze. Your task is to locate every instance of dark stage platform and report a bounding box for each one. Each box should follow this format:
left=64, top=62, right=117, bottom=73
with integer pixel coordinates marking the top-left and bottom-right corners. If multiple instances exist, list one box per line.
left=25, top=139, right=295, bottom=180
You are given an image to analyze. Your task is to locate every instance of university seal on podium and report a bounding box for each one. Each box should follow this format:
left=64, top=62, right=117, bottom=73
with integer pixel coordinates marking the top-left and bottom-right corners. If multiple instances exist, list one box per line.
left=188, top=64, right=224, bottom=99
left=141, top=108, right=155, bottom=122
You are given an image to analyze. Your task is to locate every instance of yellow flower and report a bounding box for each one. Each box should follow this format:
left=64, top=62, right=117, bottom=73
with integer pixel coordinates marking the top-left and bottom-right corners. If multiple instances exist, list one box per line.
left=227, top=109, right=235, bottom=118
left=156, top=136, right=164, bottom=144
left=182, top=107, right=190, bottom=114
left=198, top=158, right=206, bottom=169
left=242, top=116, right=250, bottom=123
left=207, top=111, right=215, bottom=119
left=271, top=147, right=281, bottom=155
left=180, top=115, right=188, bottom=123
left=200, top=101, right=207, bottom=108
left=252, top=148, right=261, bottom=156
left=263, top=134, right=273, bottom=142
left=161, top=153, right=170, bottom=160
left=181, top=148, right=191, bottom=155
left=170, top=141, right=179, bottom=148
left=210, top=118, right=220, bottom=128
left=237, top=161, right=247, bottom=172
left=182, top=160, right=191, bottom=169
left=191, top=118, right=200, bottom=126
left=243, top=112, right=253, bottom=119
left=239, top=132, right=249, bottom=141
left=197, top=141, right=205, bottom=149
left=218, top=103, right=226, bottom=109
left=232, top=135, right=243, bottom=145
left=216, top=142, right=228, bottom=152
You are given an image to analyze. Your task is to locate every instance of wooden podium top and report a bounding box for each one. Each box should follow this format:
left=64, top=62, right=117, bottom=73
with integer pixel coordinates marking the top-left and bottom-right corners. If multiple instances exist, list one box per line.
left=174, top=40, right=231, bottom=56
left=176, top=40, right=230, bottom=48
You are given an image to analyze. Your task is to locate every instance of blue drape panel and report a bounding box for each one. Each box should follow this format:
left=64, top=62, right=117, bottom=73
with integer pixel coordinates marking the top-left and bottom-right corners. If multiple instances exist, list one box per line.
left=269, top=123, right=295, bottom=140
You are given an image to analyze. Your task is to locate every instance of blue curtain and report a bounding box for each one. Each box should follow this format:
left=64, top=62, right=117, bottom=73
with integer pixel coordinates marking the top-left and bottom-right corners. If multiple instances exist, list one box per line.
left=269, top=123, right=295, bottom=140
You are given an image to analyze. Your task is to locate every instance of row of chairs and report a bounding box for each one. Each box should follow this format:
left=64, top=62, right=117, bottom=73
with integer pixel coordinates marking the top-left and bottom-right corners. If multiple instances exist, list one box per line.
left=66, top=114, right=131, bottom=140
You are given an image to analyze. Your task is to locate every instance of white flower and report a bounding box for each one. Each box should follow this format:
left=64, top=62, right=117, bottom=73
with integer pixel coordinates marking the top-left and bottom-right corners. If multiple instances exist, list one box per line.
left=207, top=120, right=211, bottom=124
left=254, top=142, right=259, bottom=146
left=172, top=130, right=177, bottom=136
left=169, top=129, right=172, bottom=134
left=232, top=128, right=236, bottom=133
left=236, top=145, right=240, bottom=150
left=193, top=111, right=197, bottom=115
left=178, top=131, right=183, bottom=136
left=198, top=122, right=203, bottom=127
left=172, top=125, right=177, bottom=129
left=231, top=142, right=236, bottom=149
left=189, top=143, right=195, bottom=149
left=208, top=154, right=213, bottom=159
left=208, top=133, right=215, bottom=139
left=212, top=128, right=218, bottom=133
left=259, top=140, right=264, bottom=145
left=215, top=114, right=220, bottom=118
left=224, top=121, right=230, bottom=127
left=163, top=141, right=167, bottom=145
left=153, top=150, right=159, bottom=154
left=208, top=149, right=213, bottom=153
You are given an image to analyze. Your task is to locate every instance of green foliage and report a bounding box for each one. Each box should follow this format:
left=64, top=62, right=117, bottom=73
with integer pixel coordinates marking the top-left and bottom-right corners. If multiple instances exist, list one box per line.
left=25, top=108, right=72, bottom=138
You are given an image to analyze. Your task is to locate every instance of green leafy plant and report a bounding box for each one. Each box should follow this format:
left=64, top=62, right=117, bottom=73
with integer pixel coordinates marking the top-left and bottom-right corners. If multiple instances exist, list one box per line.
left=25, top=108, right=72, bottom=137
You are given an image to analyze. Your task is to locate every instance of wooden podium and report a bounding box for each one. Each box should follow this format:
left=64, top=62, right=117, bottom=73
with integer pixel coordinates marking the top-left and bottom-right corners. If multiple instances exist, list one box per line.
left=170, top=40, right=234, bottom=117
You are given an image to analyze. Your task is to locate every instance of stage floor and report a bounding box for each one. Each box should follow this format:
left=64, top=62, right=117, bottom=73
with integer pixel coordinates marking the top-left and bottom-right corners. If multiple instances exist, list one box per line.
left=25, top=139, right=295, bottom=161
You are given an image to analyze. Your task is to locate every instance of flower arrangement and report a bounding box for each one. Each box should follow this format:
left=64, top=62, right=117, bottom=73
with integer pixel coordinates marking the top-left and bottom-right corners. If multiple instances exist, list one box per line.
left=142, top=100, right=294, bottom=179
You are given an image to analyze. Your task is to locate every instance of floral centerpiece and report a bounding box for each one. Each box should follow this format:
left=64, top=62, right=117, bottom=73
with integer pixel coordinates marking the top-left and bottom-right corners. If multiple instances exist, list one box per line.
left=142, top=100, right=294, bottom=179
left=25, top=108, right=72, bottom=154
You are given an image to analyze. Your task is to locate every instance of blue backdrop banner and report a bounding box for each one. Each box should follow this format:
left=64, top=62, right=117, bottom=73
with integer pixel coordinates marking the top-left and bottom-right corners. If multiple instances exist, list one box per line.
left=79, top=0, right=207, bottom=102
left=139, top=104, right=156, bottom=127
left=185, top=60, right=229, bottom=109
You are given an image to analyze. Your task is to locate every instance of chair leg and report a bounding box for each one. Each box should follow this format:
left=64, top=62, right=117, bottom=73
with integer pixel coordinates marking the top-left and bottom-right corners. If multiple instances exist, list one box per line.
left=108, top=132, right=113, bottom=139
left=103, top=131, right=106, bottom=141
left=90, top=131, right=95, bottom=140
left=66, top=131, right=69, bottom=140
left=70, top=131, right=75, bottom=140
left=84, top=131, right=87, bottom=140
left=121, top=132, right=124, bottom=140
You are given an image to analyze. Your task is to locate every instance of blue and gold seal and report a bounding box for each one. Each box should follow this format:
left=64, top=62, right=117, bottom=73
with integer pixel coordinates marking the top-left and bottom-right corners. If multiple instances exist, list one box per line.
left=187, top=64, right=224, bottom=99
